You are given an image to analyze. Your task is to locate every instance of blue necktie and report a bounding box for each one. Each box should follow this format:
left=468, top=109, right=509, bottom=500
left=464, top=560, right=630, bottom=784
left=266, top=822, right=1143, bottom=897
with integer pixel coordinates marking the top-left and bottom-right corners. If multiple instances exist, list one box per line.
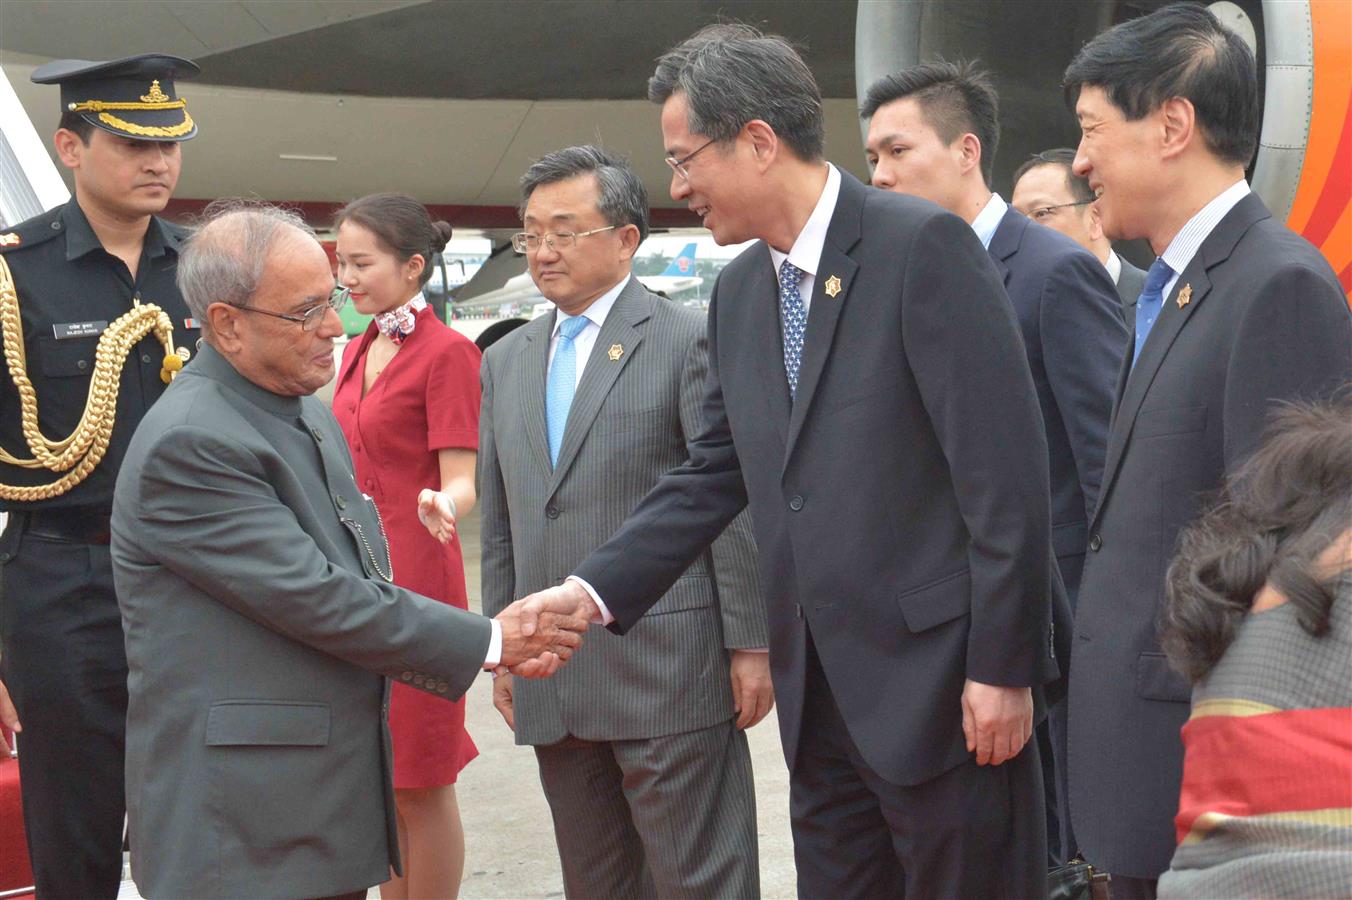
left=546, top=315, right=589, bottom=466
left=779, top=260, right=808, bottom=397
left=1133, top=258, right=1175, bottom=366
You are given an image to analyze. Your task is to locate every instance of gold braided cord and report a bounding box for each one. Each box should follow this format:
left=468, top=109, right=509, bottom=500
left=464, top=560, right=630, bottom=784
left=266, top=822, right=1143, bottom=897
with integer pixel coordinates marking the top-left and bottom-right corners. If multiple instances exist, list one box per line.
left=0, top=254, right=177, bottom=501
left=94, top=110, right=195, bottom=138
left=70, top=99, right=186, bottom=112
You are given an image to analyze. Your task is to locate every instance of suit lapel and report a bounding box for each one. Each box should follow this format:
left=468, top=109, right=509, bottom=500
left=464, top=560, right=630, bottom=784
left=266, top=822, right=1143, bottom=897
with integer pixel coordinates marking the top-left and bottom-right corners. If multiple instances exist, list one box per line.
left=519, top=312, right=554, bottom=476
left=783, top=172, right=864, bottom=462
left=1092, top=192, right=1271, bottom=527
left=548, top=278, right=649, bottom=492
left=986, top=209, right=1023, bottom=286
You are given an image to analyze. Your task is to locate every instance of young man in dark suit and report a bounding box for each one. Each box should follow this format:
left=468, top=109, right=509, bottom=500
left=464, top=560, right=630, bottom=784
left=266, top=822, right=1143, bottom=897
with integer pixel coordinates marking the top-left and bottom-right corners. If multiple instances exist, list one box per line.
left=861, top=64, right=1127, bottom=864
left=515, top=23, right=1063, bottom=899
left=1062, top=5, right=1352, bottom=897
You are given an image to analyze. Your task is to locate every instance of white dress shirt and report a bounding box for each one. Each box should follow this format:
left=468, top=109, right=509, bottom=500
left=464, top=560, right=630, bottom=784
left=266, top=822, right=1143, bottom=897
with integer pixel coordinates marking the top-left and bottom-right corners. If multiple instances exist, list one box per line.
left=1158, top=180, right=1251, bottom=300
left=548, top=276, right=629, bottom=386
left=1105, top=249, right=1123, bottom=285
left=767, top=162, right=842, bottom=316
left=970, top=192, right=1009, bottom=250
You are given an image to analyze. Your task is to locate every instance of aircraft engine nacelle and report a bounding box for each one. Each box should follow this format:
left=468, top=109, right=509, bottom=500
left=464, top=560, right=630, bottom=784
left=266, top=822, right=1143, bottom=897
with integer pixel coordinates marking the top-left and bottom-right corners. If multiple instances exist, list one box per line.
left=855, top=0, right=1350, bottom=294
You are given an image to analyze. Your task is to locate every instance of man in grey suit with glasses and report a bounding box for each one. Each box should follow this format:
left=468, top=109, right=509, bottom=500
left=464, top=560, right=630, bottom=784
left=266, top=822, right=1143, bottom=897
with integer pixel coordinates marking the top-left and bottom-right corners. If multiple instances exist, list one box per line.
left=479, top=146, right=769, bottom=899
left=111, top=202, right=587, bottom=898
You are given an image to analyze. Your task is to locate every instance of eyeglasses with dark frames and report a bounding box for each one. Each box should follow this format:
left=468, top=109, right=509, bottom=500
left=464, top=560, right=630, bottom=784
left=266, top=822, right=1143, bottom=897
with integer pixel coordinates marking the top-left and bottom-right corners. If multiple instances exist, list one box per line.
left=511, top=225, right=618, bottom=254
left=665, top=137, right=719, bottom=181
left=231, top=286, right=350, bottom=331
left=1028, top=198, right=1094, bottom=221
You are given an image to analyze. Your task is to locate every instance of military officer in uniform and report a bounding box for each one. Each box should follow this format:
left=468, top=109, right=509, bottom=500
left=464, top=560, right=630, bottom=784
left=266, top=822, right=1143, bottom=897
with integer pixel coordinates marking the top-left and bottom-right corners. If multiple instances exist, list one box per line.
left=0, top=54, right=200, bottom=898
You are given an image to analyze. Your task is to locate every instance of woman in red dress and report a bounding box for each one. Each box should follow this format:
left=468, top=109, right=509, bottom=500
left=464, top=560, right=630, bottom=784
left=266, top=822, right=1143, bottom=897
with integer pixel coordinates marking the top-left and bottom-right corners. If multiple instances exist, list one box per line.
left=331, top=193, right=481, bottom=899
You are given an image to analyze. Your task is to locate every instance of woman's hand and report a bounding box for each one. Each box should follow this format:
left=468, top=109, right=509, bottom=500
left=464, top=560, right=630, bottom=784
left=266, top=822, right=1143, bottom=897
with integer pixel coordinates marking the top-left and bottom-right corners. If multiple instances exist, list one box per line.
left=417, top=488, right=458, bottom=543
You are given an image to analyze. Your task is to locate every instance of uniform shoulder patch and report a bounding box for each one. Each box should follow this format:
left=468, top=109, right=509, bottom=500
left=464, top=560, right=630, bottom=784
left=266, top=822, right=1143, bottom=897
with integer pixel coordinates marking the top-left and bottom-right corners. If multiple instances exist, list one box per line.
left=0, top=205, right=67, bottom=254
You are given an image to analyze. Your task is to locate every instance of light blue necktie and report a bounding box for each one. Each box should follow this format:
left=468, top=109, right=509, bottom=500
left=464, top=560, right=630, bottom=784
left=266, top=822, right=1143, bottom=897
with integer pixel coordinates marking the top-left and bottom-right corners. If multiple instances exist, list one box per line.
left=779, top=260, right=808, bottom=397
left=1133, top=258, right=1175, bottom=367
left=546, top=314, right=589, bottom=466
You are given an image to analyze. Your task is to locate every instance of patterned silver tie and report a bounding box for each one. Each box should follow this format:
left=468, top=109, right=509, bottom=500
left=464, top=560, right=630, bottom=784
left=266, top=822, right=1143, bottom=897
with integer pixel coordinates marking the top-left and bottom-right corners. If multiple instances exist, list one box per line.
left=779, top=260, right=808, bottom=397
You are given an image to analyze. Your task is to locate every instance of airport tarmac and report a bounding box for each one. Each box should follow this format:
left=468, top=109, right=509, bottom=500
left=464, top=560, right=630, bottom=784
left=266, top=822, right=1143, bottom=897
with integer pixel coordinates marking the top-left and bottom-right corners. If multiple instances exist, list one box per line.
left=118, top=505, right=797, bottom=900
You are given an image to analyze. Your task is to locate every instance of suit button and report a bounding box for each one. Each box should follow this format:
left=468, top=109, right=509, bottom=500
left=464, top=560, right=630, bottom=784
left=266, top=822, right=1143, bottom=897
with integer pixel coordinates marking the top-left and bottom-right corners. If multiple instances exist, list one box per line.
left=789, top=495, right=804, bottom=511
left=546, top=504, right=560, bottom=519
left=413, top=674, right=424, bottom=686
left=311, top=427, right=324, bottom=442
left=1089, top=534, right=1102, bottom=552
left=400, top=671, right=413, bottom=681
left=77, top=359, right=89, bottom=371
left=141, top=353, right=152, bottom=365
left=334, top=493, right=348, bottom=510
left=436, top=682, right=449, bottom=694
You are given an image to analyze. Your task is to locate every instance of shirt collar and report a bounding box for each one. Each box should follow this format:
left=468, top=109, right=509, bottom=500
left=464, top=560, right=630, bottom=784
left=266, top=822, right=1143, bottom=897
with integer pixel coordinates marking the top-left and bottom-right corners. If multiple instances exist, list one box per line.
left=768, top=162, right=841, bottom=278
left=970, top=192, right=1008, bottom=250
left=62, top=199, right=172, bottom=261
left=1105, top=249, right=1123, bottom=284
left=1159, top=180, right=1250, bottom=277
left=552, top=275, right=629, bottom=337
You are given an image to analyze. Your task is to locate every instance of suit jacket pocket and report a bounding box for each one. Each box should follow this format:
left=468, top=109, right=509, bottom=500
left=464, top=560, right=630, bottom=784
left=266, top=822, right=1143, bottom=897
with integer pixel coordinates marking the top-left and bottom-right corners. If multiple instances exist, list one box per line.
left=896, top=569, right=971, bottom=633
left=1134, top=652, right=1191, bottom=703
left=646, top=573, right=713, bottom=616
left=1135, top=404, right=1207, bottom=439
left=205, top=700, right=331, bottom=746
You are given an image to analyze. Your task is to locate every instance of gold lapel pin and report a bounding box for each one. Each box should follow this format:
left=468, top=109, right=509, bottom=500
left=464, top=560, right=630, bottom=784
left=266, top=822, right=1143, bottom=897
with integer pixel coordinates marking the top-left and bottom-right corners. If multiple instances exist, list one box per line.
left=824, top=275, right=843, bottom=298
left=607, top=343, right=624, bottom=361
left=1177, top=283, right=1192, bottom=308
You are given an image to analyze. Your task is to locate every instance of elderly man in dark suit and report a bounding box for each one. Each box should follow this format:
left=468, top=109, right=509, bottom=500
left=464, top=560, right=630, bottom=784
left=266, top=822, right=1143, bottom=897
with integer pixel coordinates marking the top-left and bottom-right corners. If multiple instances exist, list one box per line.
left=516, top=24, right=1063, bottom=899
left=479, top=145, right=768, bottom=898
left=1012, top=147, right=1148, bottom=315
left=861, top=62, right=1126, bottom=865
left=1062, top=6, right=1352, bottom=897
left=110, top=203, right=587, bottom=898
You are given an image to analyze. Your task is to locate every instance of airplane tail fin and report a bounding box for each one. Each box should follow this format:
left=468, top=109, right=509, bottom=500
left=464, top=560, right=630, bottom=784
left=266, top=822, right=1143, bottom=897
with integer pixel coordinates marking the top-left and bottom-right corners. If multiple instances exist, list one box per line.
left=659, top=243, right=699, bottom=277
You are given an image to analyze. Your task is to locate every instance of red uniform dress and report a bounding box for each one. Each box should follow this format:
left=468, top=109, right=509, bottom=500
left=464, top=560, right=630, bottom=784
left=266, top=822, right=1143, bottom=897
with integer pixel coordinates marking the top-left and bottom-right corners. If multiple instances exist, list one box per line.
left=332, top=306, right=482, bottom=788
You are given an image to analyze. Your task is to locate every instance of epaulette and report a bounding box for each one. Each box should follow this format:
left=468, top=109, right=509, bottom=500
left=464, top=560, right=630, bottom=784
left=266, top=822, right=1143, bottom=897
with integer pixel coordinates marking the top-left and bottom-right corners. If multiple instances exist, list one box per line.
left=0, top=205, right=68, bottom=255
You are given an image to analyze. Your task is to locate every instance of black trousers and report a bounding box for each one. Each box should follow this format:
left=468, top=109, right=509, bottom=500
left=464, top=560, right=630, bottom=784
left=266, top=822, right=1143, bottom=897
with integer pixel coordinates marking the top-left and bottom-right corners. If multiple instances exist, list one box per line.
left=0, top=523, right=126, bottom=899
left=790, top=635, right=1047, bottom=900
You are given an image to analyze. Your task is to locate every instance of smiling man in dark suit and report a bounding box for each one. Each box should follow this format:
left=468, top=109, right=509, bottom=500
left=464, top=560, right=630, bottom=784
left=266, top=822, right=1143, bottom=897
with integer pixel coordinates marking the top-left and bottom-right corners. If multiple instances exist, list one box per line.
left=861, top=62, right=1127, bottom=865
left=1062, top=5, right=1352, bottom=897
left=514, top=23, right=1064, bottom=899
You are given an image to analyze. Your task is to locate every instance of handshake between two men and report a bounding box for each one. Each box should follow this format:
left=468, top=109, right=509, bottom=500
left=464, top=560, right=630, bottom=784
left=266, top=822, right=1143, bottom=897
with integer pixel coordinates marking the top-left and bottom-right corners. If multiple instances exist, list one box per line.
left=493, top=580, right=601, bottom=678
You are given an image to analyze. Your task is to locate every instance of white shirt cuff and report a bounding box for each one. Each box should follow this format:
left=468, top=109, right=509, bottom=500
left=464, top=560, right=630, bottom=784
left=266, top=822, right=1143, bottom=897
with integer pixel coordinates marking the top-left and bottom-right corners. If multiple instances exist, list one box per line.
left=483, top=617, right=503, bottom=668
left=565, top=575, right=614, bottom=625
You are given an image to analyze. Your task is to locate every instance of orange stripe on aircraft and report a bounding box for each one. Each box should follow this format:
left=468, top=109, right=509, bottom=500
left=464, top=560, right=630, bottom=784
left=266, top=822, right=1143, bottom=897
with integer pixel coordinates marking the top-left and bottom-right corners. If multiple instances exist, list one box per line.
left=1286, top=0, right=1352, bottom=300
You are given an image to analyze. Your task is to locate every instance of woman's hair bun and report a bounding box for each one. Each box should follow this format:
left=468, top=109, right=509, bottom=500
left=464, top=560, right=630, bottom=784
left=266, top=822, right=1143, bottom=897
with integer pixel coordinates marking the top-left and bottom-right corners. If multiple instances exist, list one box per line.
left=431, top=220, right=453, bottom=253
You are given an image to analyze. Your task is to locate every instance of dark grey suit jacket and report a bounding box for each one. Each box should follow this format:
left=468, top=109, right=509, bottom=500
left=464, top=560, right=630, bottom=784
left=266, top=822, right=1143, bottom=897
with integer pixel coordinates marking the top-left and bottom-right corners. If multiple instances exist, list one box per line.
left=111, top=345, right=492, bottom=898
left=1115, top=254, right=1147, bottom=315
left=576, top=170, right=1064, bottom=787
left=989, top=209, right=1127, bottom=601
left=479, top=278, right=764, bottom=744
left=1069, top=192, right=1352, bottom=879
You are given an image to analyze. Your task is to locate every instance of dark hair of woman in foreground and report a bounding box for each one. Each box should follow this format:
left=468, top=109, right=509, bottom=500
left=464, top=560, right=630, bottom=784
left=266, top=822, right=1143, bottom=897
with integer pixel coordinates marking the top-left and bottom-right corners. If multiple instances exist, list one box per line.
left=1162, top=396, right=1352, bottom=683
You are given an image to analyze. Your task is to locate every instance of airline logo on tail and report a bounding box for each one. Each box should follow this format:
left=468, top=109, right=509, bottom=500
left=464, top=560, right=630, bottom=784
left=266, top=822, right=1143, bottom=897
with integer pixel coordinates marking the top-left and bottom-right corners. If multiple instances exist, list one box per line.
left=660, top=243, right=699, bottom=277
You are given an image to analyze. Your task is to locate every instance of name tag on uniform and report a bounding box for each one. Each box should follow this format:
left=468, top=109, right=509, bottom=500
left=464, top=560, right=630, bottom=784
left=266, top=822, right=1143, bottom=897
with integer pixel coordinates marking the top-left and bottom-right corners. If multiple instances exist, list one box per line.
left=53, top=321, right=107, bottom=340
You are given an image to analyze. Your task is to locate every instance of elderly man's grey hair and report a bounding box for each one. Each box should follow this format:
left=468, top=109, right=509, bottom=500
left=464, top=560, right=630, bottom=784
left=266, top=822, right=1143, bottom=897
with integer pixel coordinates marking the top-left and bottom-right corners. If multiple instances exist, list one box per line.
left=519, top=145, right=650, bottom=242
left=648, top=23, right=825, bottom=162
left=177, top=200, right=315, bottom=333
